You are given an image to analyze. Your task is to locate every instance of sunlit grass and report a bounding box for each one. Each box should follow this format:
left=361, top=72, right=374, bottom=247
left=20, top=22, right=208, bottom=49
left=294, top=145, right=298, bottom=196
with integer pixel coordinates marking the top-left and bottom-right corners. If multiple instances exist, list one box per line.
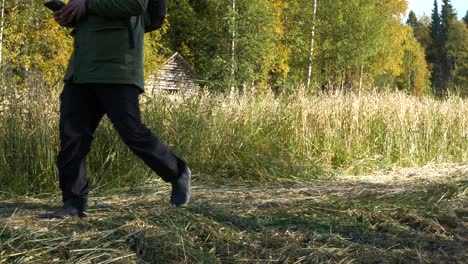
left=1, top=82, right=467, bottom=194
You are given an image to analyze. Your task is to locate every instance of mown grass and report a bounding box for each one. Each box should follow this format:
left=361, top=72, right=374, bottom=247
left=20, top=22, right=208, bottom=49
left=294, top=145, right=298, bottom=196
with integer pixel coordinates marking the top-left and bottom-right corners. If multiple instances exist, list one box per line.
left=0, top=165, right=466, bottom=263
left=0, top=82, right=467, bottom=194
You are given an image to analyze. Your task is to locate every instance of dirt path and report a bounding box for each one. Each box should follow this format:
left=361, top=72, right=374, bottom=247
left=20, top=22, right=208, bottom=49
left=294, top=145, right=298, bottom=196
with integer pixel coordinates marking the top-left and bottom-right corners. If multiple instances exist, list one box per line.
left=1, top=164, right=467, bottom=263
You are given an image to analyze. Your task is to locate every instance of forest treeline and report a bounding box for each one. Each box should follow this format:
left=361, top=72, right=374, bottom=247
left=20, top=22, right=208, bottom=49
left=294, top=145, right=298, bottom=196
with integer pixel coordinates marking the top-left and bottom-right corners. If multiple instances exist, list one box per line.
left=0, top=0, right=467, bottom=95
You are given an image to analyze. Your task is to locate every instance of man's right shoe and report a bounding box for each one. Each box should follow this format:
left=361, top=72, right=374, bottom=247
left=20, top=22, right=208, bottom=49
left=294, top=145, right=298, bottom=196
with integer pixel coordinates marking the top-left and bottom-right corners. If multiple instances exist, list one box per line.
left=37, top=202, right=86, bottom=219
left=170, top=166, right=191, bottom=207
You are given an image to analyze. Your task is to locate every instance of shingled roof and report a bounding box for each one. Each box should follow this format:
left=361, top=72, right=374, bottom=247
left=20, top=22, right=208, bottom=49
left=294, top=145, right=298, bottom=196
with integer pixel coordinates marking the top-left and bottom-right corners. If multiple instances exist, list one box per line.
left=145, top=52, right=200, bottom=95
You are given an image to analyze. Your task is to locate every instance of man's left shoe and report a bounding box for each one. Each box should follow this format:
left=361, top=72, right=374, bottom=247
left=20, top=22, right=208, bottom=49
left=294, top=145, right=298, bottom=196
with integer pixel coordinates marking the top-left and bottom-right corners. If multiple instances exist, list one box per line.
left=37, top=202, right=86, bottom=219
left=170, top=166, right=191, bottom=207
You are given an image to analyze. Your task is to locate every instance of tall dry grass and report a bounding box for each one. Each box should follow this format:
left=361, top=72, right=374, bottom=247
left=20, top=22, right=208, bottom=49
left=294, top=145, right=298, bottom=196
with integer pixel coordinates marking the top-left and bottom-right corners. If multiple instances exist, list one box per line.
left=1, top=83, right=467, bottom=194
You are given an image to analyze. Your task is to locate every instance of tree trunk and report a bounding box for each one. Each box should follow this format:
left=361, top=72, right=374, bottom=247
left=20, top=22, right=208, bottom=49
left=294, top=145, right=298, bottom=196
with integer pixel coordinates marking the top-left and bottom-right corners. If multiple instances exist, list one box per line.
left=306, top=0, right=317, bottom=89
left=0, top=0, right=5, bottom=73
left=230, top=0, right=236, bottom=90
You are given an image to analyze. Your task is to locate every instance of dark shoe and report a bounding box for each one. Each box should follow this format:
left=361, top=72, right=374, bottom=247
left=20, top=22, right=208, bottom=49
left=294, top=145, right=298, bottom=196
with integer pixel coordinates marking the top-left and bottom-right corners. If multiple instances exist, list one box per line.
left=170, top=166, right=191, bottom=207
left=37, top=202, right=86, bottom=219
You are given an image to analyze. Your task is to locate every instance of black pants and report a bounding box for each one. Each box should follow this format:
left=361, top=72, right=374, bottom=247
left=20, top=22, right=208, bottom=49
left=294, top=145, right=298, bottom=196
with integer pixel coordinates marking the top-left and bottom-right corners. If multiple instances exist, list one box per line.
left=57, top=83, right=185, bottom=209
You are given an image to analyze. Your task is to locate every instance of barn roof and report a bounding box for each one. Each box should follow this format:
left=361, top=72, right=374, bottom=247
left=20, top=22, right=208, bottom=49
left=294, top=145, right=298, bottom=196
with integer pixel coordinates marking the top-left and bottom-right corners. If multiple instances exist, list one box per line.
left=163, top=52, right=195, bottom=72
left=145, top=52, right=200, bottom=94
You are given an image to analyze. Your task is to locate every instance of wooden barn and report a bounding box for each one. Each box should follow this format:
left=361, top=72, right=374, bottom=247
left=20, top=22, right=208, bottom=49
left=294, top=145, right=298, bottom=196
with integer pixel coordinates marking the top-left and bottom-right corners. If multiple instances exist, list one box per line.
left=145, top=52, right=201, bottom=96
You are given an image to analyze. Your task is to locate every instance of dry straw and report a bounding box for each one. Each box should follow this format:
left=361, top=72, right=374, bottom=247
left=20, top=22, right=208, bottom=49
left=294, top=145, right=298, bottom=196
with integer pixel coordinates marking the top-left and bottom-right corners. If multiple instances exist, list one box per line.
left=1, top=82, right=467, bottom=193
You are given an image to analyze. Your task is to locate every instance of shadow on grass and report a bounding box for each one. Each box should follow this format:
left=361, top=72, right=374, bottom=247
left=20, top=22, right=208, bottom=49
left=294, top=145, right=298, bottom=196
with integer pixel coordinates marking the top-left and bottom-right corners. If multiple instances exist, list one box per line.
left=0, top=202, right=53, bottom=218
left=181, top=178, right=467, bottom=263
left=0, top=172, right=466, bottom=263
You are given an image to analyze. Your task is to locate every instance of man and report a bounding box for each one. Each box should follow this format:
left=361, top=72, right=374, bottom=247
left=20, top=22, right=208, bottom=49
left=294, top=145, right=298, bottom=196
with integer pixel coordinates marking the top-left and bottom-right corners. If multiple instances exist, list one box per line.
left=38, top=0, right=191, bottom=219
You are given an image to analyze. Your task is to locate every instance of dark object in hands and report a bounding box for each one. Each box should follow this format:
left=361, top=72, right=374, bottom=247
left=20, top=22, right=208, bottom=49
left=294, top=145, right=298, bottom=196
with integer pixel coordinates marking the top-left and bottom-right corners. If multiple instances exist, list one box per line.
left=44, top=0, right=65, bottom=11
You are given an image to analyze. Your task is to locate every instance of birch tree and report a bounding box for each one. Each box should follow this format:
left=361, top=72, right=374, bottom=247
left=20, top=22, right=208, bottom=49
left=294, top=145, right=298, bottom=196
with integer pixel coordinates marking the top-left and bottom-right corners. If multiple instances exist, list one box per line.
left=306, top=0, right=317, bottom=88
left=230, top=0, right=236, bottom=89
left=0, top=0, right=5, bottom=73
left=166, top=0, right=277, bottom=90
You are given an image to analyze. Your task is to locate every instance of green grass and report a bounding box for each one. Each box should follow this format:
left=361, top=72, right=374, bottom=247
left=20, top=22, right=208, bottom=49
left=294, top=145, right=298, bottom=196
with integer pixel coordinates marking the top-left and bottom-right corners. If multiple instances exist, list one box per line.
left=0, top=165, right=466, bottom=263
left=0, top=83, right=467, bottom=194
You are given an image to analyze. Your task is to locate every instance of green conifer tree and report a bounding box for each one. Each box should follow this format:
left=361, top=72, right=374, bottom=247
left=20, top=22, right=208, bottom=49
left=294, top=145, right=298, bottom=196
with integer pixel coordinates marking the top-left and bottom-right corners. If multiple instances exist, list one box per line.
left=406, top=10, right=418, bottom=28
left=439, top=0, right=457, bottom=94
left=445, top=17, right=468, bottom=95
left=429, top=0, right=442, bottom=95
left=463, top=10, right=468, bottom=27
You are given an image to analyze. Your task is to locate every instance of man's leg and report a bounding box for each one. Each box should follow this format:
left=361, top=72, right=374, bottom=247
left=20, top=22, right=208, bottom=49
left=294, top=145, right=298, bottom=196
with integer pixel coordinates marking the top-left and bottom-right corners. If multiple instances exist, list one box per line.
left=38, top=83, right=104, bottom=219
left=95, top=84, right=190, bottom=206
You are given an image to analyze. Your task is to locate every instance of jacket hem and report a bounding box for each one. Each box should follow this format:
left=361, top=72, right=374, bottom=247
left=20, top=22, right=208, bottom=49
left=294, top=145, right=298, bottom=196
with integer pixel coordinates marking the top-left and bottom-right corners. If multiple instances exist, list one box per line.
left=63, top=78, right=144, bottom=92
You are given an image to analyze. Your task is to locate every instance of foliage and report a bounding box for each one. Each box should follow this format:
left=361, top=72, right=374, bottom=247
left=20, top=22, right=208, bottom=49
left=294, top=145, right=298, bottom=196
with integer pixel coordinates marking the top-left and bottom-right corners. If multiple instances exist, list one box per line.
left=315, top=0, right=389, bottom=89
left=425, top=0, right=468, bottom=95
left=438, top=0, right=457, bottom=93
left=396, top=27, right=431, bottom=95
left=144, top=22, right=170, bottom=78
left=280, top=0, right=315, bottom=84
left=406, top=10, right=418, bottom=28
left=164, top=0, right=279, bottom=90
left=1, top=0, right=72, bottom=86
left=407, top=13, right=432, bottom=58
left=445, top=18, right=468, bottom=95
left=464, top=10, right=468, bottom=27
left=428, top=0, right=443, bottom=95
left=0, top=0, right=466, bottom=95
left=374, top=5, right=430, bottom=94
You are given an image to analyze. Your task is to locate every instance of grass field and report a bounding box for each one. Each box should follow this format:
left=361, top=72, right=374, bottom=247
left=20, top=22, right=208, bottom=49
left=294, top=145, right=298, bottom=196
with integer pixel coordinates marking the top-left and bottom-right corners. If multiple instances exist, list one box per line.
left=1, top=86, right=467, bottom=262
left=0, top=164, right=466, bottom=263
left=0, top=86, right=467, bottom=194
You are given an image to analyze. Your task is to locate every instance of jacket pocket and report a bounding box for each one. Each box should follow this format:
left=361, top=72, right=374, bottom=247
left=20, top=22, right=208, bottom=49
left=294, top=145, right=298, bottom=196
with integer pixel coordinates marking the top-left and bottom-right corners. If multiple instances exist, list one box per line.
left=93, top=26, right=128, bottom=64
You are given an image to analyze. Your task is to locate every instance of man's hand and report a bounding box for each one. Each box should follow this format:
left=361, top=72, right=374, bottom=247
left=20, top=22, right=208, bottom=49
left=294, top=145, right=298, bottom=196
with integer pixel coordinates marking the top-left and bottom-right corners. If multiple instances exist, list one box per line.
left=54, top=0, right=87, bottom=27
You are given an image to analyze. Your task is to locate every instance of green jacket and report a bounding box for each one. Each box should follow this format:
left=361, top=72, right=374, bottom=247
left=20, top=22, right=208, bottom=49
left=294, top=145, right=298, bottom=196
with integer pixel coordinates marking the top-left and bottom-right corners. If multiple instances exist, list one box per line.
left=64, top=0, right=147, bottom=91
